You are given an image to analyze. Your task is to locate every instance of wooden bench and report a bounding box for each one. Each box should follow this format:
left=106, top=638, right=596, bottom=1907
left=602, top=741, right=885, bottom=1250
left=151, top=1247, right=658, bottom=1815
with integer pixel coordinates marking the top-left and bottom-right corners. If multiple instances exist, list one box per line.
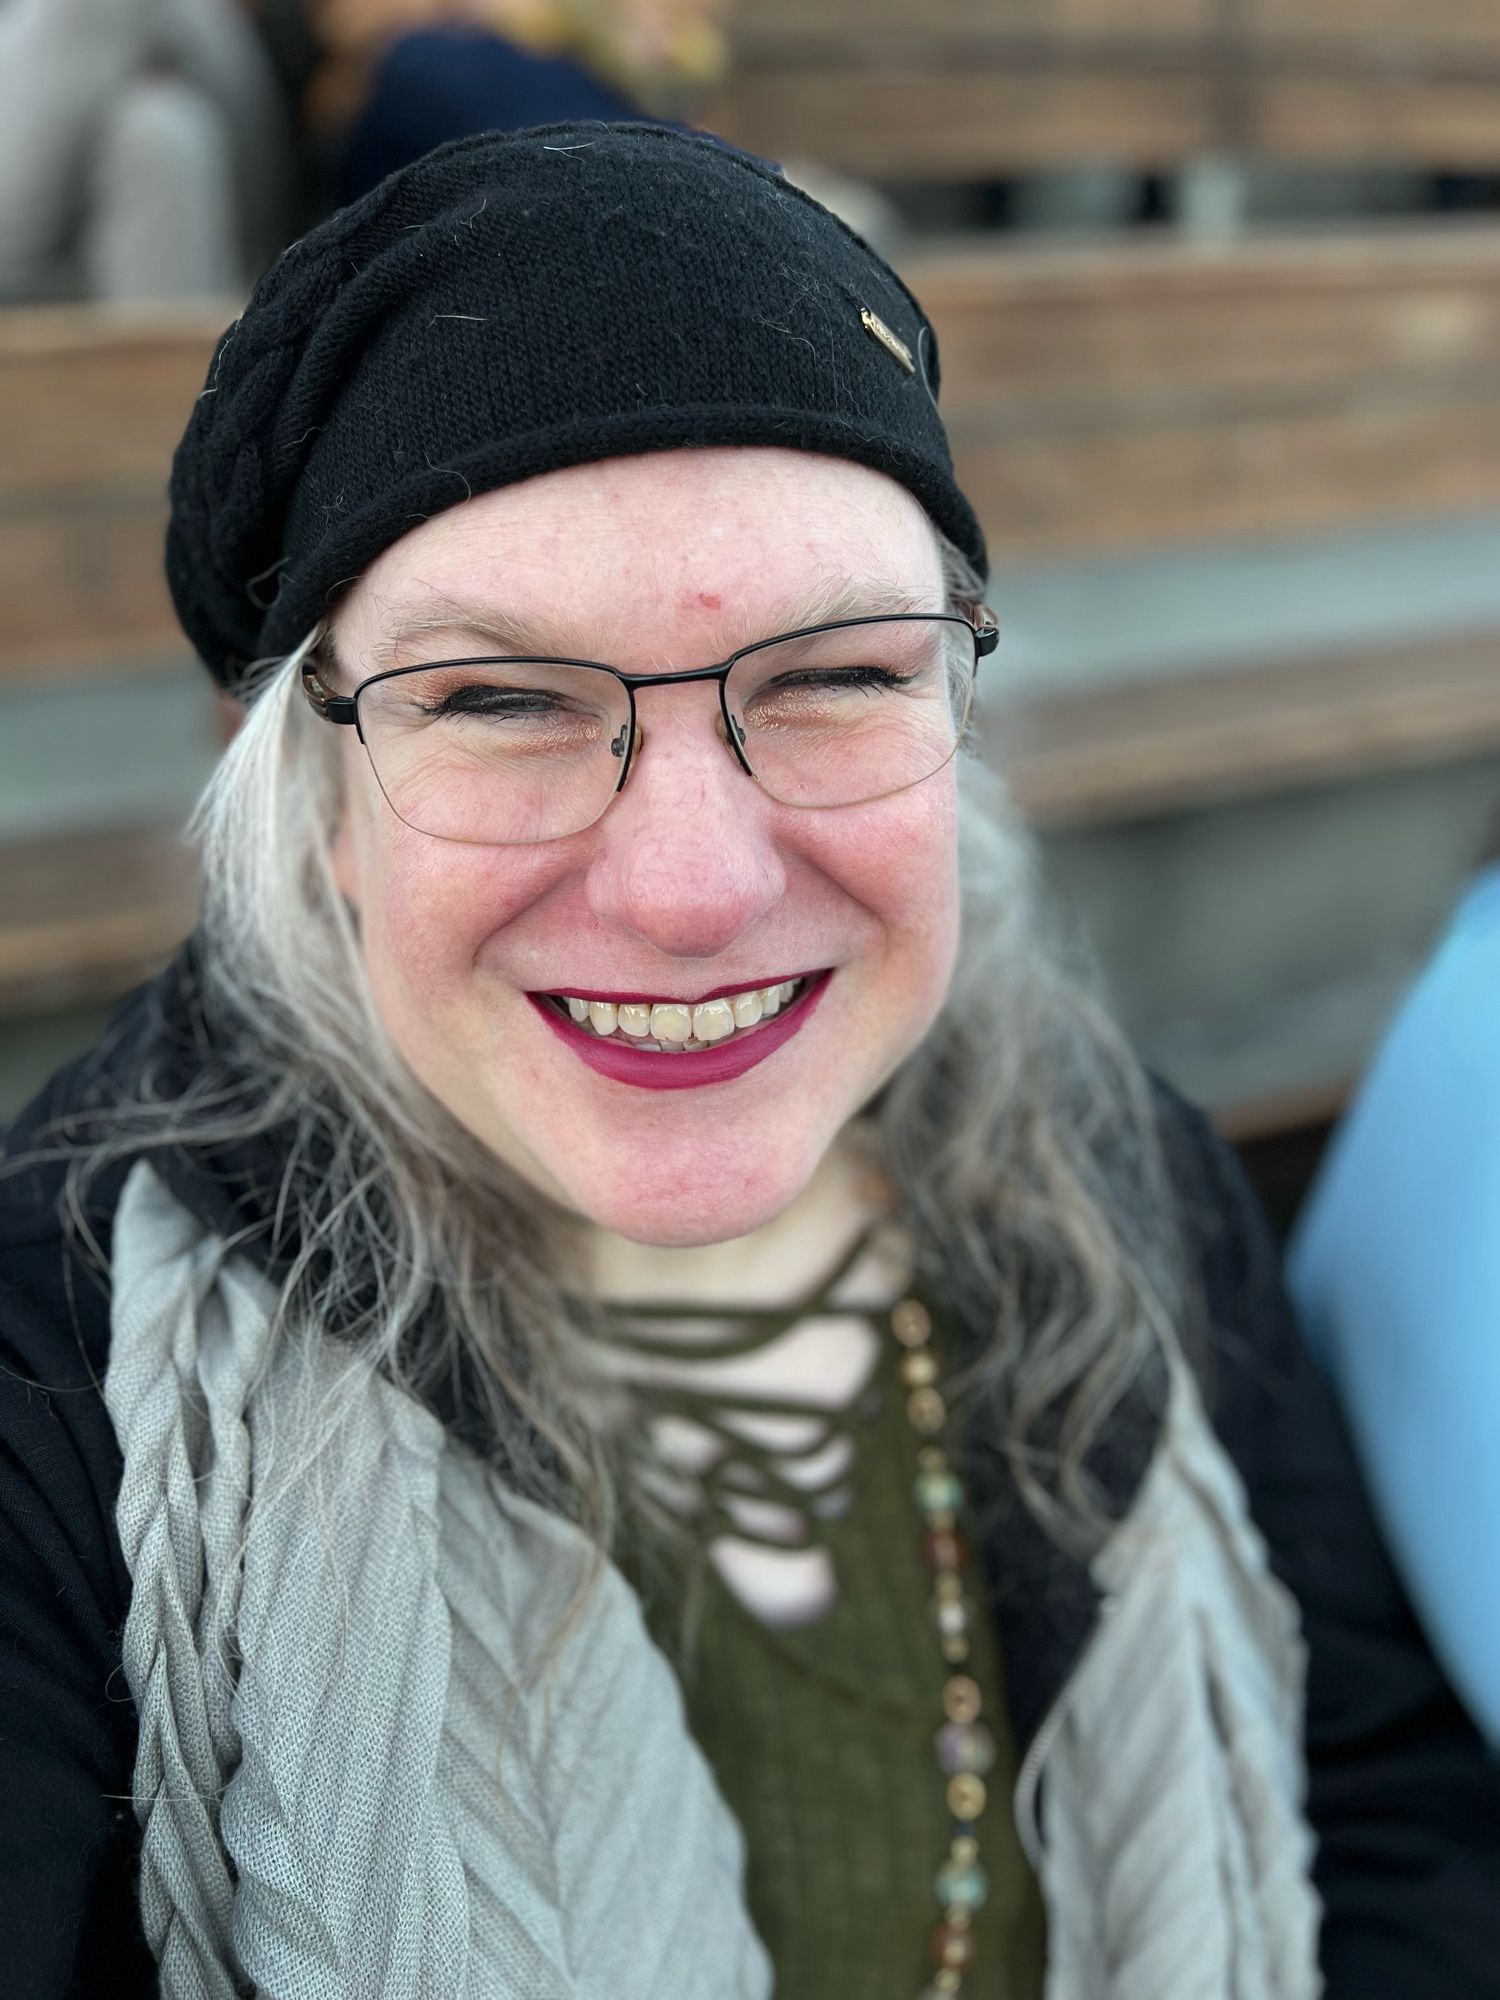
left=712, top=0, right=1500, bottom=179
left=0, top=306, right=217, bottom=685
left=0, top=310, right=217, bottom=1043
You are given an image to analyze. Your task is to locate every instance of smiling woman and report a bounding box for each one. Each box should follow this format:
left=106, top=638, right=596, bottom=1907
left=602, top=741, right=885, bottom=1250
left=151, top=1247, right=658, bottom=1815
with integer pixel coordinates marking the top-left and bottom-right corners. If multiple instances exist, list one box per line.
left=3, top=121, right=1498, bottom=2000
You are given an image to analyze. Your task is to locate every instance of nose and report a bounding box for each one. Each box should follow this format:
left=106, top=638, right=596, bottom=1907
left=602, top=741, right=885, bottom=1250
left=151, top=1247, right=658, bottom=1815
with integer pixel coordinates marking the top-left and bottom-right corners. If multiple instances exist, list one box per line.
left=582, top=692, right=786, bottom=960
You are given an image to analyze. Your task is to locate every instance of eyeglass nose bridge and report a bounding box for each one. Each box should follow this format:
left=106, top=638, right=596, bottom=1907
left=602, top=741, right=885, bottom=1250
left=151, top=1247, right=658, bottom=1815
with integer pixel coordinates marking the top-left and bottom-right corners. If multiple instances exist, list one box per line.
left=605, top=667, right=756, bottom=802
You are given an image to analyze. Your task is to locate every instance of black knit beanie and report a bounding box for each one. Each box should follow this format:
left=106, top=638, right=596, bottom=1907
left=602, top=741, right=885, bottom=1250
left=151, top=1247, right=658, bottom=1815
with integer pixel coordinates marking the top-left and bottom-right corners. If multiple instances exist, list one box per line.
left=166, top=121, right=986, bottom=693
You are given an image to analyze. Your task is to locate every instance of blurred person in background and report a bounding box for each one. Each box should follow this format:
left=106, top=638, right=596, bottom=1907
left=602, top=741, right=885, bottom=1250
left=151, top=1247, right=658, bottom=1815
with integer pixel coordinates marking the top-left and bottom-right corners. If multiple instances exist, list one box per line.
left=1291, top=837, right=1500, bottom=1749
left=302, top=0, right=900, bottom=245
left=0, top=0, right=291, bottom=303
left=2, top=124, right=1497, bottom=2000
left=299, top=0, right=726, bottom=200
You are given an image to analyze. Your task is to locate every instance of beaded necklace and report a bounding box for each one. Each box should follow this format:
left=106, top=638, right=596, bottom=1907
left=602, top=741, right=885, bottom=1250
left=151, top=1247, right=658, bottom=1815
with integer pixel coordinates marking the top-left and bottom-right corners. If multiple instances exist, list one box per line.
left=889, top=1292, right=997, bottom=2000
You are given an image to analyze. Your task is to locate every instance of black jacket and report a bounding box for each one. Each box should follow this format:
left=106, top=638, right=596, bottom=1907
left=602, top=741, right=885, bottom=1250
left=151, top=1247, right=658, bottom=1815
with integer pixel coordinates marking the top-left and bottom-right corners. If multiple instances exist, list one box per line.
left=2, top=955, right=1498, bottom=1998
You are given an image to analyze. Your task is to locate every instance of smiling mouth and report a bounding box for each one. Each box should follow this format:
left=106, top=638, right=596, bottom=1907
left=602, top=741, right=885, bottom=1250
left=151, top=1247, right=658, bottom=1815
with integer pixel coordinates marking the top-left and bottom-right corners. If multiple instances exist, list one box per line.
left=538, top=974, right=813, bottom=1053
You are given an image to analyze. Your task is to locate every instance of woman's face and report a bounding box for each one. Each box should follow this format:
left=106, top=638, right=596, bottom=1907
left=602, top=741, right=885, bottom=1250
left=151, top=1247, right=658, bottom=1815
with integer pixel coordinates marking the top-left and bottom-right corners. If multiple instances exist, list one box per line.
left=328, top=447, right=962, bottom=1246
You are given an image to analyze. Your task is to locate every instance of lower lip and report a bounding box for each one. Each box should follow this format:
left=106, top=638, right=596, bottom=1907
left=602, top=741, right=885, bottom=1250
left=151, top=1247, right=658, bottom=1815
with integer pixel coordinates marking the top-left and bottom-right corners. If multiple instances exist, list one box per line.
left=526, top=972, right=831, bottom=1091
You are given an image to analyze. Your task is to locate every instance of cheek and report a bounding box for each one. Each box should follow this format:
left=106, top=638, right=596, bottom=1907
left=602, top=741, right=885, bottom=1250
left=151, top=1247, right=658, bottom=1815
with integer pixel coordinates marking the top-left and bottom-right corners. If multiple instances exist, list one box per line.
left=332, top=780, right=554, bottom=1024
left=805, top=779, right=961, bottom=1007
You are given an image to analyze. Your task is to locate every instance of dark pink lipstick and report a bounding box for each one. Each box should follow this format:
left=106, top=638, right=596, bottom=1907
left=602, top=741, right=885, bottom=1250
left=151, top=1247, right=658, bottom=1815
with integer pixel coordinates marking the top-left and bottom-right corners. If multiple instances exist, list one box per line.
left=527, top=971, right=830, bottom=1091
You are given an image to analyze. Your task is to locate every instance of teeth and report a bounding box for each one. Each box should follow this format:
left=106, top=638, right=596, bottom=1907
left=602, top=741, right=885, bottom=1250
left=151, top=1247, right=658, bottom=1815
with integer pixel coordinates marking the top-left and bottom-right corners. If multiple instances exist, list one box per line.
left=692, top=999, right=736, bottom=1043
left=650, top=1003, right=693, bottom=1044
left=553, top=976, right=809, bottom=1049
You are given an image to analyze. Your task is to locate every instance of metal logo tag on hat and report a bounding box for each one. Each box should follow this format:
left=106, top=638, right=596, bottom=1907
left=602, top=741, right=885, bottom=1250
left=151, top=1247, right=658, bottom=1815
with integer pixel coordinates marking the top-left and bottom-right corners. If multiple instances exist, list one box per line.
left=860, top=306, right=916, bottom=375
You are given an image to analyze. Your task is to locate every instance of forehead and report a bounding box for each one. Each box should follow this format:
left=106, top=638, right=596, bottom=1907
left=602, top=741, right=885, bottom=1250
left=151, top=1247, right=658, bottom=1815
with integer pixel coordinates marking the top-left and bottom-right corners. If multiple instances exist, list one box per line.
left=334, top=447, right=942, bottom=661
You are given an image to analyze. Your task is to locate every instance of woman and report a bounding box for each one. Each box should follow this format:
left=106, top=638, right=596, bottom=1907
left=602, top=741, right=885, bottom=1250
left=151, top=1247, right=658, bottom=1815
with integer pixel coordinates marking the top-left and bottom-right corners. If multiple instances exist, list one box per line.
left=2, top=125, right=1496, bottom=1999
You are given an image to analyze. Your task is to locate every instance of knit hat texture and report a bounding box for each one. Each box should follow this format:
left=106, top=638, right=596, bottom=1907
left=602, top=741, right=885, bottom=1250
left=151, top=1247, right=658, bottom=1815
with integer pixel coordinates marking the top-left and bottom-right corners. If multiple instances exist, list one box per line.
left=166, top=121, right=986, bottom=692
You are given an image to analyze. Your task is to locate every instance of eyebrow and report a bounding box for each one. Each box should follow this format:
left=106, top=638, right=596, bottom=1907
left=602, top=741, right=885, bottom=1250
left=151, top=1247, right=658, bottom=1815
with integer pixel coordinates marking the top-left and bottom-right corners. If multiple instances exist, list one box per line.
left=359, top=576, right=946, bottom=675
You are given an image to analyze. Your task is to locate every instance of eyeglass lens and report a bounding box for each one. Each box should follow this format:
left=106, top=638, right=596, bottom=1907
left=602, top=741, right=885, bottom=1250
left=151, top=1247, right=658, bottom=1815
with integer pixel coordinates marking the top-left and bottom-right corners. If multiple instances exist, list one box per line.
left=354, top=617, right=975, bottom=845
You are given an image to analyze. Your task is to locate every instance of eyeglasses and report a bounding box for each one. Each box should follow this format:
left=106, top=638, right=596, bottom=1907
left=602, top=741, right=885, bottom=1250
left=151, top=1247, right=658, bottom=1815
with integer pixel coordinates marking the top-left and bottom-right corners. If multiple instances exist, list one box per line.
left=301, top=609, right=998, bottom=846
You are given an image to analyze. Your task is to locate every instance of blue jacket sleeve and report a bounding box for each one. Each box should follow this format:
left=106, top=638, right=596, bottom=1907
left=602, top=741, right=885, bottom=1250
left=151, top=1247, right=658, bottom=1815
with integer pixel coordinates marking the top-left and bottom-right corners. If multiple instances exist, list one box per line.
left=1290, top=864, right=1500, bottom=1745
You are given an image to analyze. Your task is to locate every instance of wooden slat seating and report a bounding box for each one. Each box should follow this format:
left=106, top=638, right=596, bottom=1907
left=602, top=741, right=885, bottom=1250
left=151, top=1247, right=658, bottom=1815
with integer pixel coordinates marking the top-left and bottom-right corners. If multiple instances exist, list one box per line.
left=6, top=227, right=1500, bottom=1124
left=0, top=826, right=199, bottom=1017
left=925, top=229, right=1500, bottom=558
left=0, top=308, right=218, bottom=1015
left=0, top=307, right=218, bottom=682
left=1000, top=627, right=1500, bottom=833
left=712, top=0, right=1500, bottom=179
left=919, top=226, right=1500, bottom=825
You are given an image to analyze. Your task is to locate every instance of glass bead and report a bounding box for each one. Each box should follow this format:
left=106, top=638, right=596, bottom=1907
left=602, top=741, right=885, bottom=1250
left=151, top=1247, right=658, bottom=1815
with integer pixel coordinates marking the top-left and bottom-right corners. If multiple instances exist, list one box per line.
left=936, top=1855, right=990, bottom=1912
left=936, top=1721, right=997, bottom=1777
left=942, top=1674, right=982, bottom=1723
left=935, top=1597, right=969, bottom=1638
left=914, top=1468, right=962, bottom=1516
left=891, top=1298, right=933, bottom=1346
left=923, top=1528, right=965, bottom=1573
left=901, top=1349, right=939, bottom=1388
left=907, top=1387, right=947, bottom=1434
left=928, top=1919, right=976, bottom=1971
left=941, top=1634, right=971, bottom=1665
left=947, top=1773, right=987, bottom=1820
left=919, top=1972, right=964, bottom=1999
left=916, top=1445, right=947, bottom=1474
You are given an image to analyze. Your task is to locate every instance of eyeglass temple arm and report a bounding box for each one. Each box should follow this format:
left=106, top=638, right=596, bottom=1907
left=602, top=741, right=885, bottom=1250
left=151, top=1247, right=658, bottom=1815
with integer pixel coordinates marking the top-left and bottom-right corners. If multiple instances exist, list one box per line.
left=300, top=662, right=358, bottom=725
left=965, top=603, right=1000, bottom=658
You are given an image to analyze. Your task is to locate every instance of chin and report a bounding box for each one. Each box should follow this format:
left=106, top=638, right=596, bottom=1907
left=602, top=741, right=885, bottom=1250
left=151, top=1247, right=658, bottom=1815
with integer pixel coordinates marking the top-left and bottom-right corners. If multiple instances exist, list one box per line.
left=529, top=1123, right=832, bottom=1248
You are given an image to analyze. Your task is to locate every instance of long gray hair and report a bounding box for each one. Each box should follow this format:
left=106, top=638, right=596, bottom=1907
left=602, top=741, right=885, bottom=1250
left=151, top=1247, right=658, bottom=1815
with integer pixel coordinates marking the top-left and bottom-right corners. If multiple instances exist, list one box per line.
left=58, top=537, right=1184, bottom=1559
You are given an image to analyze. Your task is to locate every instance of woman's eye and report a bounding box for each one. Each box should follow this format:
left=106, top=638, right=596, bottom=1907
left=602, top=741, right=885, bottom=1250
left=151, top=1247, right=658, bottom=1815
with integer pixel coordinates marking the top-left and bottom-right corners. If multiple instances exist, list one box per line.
left=766, top=666, right=911, bottom=693
left=423, top=687, right=566, bottom=719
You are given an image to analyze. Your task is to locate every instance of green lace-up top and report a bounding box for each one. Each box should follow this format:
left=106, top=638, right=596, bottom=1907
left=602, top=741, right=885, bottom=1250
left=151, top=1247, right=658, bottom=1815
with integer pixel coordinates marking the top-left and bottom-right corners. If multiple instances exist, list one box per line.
left=600, top=1224, right=1048, bottom=2000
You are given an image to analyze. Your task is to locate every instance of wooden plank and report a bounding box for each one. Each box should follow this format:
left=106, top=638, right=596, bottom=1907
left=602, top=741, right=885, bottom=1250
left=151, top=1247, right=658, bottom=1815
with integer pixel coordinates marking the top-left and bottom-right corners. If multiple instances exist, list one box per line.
left=995, top=625, right=1500, bottom=828
left=0, top=505, right=189, bottom=682
left=1248, top=2, right=1500, bottom=51
left=956, top=393, right=1500, bottom=556
left=709, top=59, right=1218, bottom=177
left=0, top=307, right=223, bottom=499
left=917, top=231, right=1500, bottom=411
left=1252, top=74, right=1500, bottom=165
left=737, top=1, right=1217, bottom=33
left=715, top=7, right=1500, bottom=173
left=908, top=229, right=1500, bottom=555
left=0, top=308, right=218, bottom=682
left=738, top=1, right=1500, bottom=53
left=0, top=826, right=198, bottom=1013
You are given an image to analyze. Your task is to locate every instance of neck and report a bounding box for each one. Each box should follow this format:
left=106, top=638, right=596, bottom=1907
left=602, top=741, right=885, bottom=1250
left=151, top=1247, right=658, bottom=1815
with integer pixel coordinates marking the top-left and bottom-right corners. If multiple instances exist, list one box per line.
left=586, top=1125, right=893, bottom=1309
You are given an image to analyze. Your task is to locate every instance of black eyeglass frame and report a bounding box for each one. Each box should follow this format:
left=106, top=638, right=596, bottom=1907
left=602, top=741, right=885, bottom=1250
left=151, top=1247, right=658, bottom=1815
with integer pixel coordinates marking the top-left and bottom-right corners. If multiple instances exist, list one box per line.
left=300, top=607, right=999, bottom=837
